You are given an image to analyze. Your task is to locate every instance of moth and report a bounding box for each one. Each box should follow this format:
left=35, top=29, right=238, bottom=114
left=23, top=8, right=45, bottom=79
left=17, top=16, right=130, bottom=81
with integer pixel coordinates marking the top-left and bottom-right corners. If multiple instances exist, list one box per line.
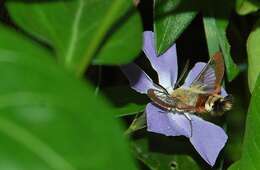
left=147, top=52, right=232, bottom=118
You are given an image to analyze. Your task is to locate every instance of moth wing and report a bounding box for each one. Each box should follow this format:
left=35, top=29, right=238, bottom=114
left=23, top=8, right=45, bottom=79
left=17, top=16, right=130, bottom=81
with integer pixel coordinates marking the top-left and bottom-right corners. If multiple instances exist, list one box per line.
left=190, top=52, right=224, bottom=93
left=213, top=52, right=225, bottom=93
left=147, top=89, right=197, bottom=112
left=147, top=89, right=178, bottom=107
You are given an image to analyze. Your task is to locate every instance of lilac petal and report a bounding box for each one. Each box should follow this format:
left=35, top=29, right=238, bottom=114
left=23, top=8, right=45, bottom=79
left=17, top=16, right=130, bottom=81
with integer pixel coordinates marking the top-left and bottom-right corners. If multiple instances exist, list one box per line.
left=146, top=103, right=191, bottom=137
left=221, top=87, right=228, bottom=97
left=167, top=112, right=191, bottom=137
left=121, top=63, right=157, bottom=94
left=183, top=62, right=207, bottom=87
left=143, top=31, right=157, bottom=63
left=189, top=115, right=228, bottom=166
left=155, top=44, right=178, bottom=89
left=143, top=31, right=178, bottom=89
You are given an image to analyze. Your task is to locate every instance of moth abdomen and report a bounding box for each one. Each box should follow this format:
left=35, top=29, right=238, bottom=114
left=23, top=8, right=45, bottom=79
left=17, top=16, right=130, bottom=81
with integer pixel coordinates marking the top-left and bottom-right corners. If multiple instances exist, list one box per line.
left=205, top=95, right=233, bottom=116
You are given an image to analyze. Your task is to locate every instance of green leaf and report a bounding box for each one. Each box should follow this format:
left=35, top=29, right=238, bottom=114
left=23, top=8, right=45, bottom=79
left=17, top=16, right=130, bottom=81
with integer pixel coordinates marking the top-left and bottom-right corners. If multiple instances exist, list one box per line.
left=102, top=86, right=147, bottom=117
left=92, top=12, right=142, bottom=65
left=154, top=0, right=196, bottom=54
left=202, top=0, right=240, bottom=81
left=0, top=25, right=137, bottom=170
left=203, top=15, right=240, bottom=81
left=216, top=19, right=240, bottom=81
left=7, top=0, right=142, bottom=76
left=229, top=76, right=260, bottom=170
left=132, top=137, right=200, bottom=170
left=203, top=16, right=219, bottom=56
left=247, top=20, right=260, bottom=93
left=236, top=0, right=260, bottom=15
left=228, top=161, right=241, bottom=170
left=125, top=112, right=146, bottom=135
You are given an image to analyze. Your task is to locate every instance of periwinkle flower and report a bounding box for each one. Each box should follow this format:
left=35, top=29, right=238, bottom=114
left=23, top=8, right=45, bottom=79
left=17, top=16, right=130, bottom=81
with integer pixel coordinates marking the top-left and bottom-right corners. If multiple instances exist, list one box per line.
left=121, top=31, right=228, bottom=166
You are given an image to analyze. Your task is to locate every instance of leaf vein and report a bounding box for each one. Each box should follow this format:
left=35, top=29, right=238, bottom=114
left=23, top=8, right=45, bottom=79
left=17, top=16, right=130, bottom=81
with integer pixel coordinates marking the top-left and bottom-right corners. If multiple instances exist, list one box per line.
left=158, top=16, right=171, bottom=54
left=64, top=0, right=85, bottom=68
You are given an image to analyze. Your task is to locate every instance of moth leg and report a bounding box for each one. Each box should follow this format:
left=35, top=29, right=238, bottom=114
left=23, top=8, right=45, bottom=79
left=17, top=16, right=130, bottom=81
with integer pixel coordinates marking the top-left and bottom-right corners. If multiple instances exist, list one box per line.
left=184, top=112, right=191, bottom=120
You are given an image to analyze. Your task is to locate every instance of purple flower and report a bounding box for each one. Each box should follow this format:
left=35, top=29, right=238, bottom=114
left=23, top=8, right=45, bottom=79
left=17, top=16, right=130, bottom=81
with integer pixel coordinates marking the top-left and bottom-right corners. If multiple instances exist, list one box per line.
left=121, top=31, right=228, bottom=166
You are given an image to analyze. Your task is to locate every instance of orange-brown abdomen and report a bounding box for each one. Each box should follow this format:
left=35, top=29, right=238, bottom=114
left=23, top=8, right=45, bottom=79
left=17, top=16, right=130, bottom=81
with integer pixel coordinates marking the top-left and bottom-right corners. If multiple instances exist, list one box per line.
left=195, top=94, right=208, bottom=113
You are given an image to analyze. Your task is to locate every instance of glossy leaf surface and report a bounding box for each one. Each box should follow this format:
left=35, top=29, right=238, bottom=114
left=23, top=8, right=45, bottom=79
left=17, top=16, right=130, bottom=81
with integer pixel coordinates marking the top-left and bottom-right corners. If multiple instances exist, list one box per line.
left=154, top=0, right=196, bottom=54
left=228, top=76, right=260, bottom=170
left=0, top=25, right=137, bottom=170
left=7, top=0, right=142, bottom=75
left=247, top=20, right=260, bottom=92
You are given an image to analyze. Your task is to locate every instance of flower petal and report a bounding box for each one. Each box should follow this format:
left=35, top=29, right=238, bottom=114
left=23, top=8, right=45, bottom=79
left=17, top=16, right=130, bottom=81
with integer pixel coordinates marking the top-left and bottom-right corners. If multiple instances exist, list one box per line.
left=143, top=31, right=157, bottom=63
left=121, top=63, right=156, bottom=94
left=146, top=103, right=191, bottom=137
left=156, top=44, right=178, bottom=90
left=143, top=31, right=178, bottom=90
left=167, top=112, right=191, bottom=137
left=221, top=87, right=228, bottom=97
left=189, top=115, right=228, bottom=166
left=183, top=62, right=207, bottom=87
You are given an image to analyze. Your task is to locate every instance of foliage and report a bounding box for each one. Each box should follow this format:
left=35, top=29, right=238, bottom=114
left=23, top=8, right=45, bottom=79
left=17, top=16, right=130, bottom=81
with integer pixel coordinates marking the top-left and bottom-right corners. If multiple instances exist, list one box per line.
left=247, top=20, right=260, bottom=92
left=0, top=0, right=258, bottom=169
left=228, top=76, right=260, bottom=170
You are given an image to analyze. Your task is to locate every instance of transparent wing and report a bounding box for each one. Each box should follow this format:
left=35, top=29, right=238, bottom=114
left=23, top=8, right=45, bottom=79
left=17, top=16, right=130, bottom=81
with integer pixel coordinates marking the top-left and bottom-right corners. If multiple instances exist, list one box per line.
left=147, top=89, right=178, bottom=108
left=191, top=52, right=224, bottom=93
left=147, top=89, right=196, bottom=112
left=191, top=64, right=216, bottom=92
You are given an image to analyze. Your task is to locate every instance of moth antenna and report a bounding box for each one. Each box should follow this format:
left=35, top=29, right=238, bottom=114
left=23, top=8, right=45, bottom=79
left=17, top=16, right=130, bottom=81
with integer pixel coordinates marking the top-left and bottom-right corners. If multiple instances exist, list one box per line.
left=153, top=83, right=169, bottom=94
left=175, top=59, right=190, bottom=88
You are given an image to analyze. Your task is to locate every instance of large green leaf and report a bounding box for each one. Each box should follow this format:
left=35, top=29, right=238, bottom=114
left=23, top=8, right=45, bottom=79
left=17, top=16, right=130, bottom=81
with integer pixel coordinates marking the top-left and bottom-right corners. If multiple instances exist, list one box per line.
left=216, top=19, right=240, bottom=81
left=203, top=15, right=239, bottom=81
left=247, top=20, right=260, bottom=93
left=7, top=0, right=142, bottom=75
left=228, top=76, right=260, bottom=170
left=154, top=0, right=196, bottom=54
left=132, top=136, right=200, bottom=170
left=0, top=25, right=137, bottom=170
left=203, top=16, right=219, bottom=56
